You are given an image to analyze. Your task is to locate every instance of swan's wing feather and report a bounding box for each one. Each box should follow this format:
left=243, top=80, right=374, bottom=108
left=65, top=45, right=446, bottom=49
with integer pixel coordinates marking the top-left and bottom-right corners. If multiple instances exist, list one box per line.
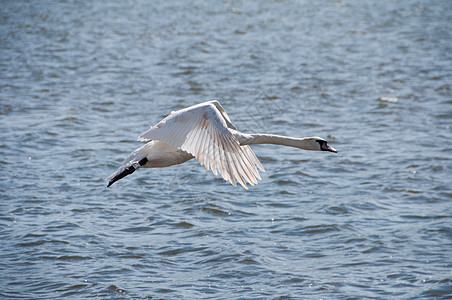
left=209, top=100, right=238, bottom=130
left=138, top=101, right=263, bottom=188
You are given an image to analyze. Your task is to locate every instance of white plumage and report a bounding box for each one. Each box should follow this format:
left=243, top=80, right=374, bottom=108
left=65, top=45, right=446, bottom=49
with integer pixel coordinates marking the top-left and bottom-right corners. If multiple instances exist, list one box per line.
left=107, top=100, right=336, bottom=189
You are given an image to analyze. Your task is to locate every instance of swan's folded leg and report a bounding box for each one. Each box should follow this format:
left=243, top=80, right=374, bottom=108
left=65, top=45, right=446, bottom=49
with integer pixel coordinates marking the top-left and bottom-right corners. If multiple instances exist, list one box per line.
left=107, top=157, right=148, bottom=187
left=106, top=141, right=194, bottom=187
left=106, top=142, right=156, bottom=187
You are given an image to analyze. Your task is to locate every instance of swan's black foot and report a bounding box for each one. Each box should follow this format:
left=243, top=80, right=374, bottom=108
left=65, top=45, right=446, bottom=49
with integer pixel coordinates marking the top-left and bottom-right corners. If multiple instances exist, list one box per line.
left=107, top=165, right=136, bottom=187
left=107, top=157, right=148, bottom=187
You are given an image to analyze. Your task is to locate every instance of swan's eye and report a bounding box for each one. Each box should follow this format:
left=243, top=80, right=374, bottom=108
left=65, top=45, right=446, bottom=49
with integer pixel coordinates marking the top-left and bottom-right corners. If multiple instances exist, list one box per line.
left=317, top=140, right=337, bottom=153
left=316, top=140, right=328, bottom=150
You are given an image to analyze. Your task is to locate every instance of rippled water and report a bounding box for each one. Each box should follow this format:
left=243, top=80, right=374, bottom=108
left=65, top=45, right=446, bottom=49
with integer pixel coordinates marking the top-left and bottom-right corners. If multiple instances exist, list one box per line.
left=1, top=0, right=451, bottom=299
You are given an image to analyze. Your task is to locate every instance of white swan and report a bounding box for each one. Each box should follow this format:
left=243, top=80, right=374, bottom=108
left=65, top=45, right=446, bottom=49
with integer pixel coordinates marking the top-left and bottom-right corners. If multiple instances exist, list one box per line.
left=107, top=100, right=337, bottom=189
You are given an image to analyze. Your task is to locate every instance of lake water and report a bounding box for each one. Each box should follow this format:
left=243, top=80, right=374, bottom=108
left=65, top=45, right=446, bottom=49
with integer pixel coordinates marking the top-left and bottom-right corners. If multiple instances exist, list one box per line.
left=1, top=0, right=451, bottom=299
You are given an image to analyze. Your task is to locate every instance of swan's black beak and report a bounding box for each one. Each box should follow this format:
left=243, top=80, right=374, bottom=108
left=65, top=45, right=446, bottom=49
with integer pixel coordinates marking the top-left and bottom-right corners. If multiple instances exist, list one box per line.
left=320, top=141, right=337, bottom=153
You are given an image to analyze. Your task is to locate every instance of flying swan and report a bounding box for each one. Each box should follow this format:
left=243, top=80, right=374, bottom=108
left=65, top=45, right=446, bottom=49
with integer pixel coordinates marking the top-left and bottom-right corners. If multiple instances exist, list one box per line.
left=106, top=100, right=337, bottom=189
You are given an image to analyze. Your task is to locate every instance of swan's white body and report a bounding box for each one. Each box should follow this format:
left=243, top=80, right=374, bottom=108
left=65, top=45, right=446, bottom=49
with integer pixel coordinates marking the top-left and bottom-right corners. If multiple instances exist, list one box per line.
left=107, top=100, right=336, bottom=188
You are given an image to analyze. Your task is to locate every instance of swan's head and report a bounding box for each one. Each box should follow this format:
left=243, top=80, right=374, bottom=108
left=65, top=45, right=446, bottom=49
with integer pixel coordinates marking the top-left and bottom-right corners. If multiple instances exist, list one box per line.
left=303, top=137, right=337, bottom=153
left=316, top=137, right=337, bottom=153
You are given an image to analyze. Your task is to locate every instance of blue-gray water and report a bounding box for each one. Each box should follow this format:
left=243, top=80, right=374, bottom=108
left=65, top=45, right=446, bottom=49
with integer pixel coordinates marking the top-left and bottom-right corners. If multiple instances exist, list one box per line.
left=1, top=0, right=451, bottom=299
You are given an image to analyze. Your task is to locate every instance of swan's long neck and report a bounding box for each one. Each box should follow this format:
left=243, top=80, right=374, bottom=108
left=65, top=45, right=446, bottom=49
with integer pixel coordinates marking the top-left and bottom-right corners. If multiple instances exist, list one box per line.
left=236, top=133, right=319, bottom=151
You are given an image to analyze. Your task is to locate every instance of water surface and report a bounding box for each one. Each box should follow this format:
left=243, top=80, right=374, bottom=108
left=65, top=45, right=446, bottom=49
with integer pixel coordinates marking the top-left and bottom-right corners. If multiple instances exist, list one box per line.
left=1, top=0, right=451, bottom=298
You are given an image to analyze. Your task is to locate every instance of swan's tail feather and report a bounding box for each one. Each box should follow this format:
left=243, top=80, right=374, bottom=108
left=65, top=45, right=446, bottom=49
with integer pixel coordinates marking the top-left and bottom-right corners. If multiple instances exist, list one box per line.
left=106, top=157, right=148, bottom=187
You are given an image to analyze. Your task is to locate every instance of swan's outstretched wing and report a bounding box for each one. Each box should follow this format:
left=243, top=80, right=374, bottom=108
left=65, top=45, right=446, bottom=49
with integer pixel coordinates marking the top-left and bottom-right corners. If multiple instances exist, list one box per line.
left=138, top=100, right=264, bottom=188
